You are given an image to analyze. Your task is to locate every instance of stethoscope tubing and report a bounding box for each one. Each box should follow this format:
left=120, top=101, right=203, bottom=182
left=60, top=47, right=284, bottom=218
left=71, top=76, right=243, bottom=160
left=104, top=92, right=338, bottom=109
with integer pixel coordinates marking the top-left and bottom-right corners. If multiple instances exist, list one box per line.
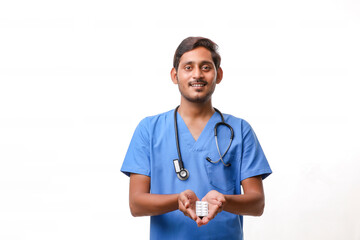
left=174, top=106, right=234, bottom=180
left=174, top=106, right=184, bottom=169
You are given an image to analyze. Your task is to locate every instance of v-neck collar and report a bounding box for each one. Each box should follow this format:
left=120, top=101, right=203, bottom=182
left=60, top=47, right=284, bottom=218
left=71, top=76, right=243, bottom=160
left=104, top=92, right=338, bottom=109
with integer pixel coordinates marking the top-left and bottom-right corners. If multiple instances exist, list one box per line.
left=175, top=110, right=221, bottom=152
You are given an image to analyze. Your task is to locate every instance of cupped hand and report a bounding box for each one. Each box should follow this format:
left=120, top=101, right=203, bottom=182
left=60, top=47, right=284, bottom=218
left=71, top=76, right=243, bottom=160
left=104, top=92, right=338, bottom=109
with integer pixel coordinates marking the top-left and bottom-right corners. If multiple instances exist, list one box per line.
left=197, top=190, right=226, bottom=226
left=178, top=190, right=199, bottom=222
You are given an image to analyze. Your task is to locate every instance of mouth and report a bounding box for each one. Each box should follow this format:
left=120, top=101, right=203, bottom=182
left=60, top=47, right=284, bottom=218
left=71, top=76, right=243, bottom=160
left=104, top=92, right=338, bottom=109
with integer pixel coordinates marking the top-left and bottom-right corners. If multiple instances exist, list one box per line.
left=189, top=81, right=207, bottom=88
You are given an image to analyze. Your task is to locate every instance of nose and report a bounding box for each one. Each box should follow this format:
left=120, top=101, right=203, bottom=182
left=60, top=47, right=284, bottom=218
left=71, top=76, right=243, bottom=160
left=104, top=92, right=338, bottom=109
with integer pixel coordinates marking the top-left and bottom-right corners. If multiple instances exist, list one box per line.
left=192, top=66, right=204, bottom=79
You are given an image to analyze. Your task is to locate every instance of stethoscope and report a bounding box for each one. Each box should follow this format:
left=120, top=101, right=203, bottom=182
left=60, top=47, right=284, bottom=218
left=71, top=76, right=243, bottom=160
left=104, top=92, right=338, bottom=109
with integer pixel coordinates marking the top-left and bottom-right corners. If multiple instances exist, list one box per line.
left=173, top=106, right=234, bottom=181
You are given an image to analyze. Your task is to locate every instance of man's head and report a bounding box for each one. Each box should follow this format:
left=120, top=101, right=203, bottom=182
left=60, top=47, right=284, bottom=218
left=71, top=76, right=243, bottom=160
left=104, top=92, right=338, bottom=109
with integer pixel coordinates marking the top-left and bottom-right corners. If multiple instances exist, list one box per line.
left=173, top=37, right=221, bottom=71
left=171, top=37, right=223, bottom=104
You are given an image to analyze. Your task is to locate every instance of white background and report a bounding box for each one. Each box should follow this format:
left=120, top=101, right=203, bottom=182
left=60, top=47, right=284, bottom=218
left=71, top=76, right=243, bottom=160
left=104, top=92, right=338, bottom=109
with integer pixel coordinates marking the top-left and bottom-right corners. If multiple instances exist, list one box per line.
left=1, top=0, right=359, bottom=239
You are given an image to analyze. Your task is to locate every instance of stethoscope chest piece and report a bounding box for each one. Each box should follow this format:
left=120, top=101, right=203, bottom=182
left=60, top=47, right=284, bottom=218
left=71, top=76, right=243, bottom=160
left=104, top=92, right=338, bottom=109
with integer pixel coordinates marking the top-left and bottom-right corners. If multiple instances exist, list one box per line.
left=173, top=159, right=189, bottom=180
left=178, top=168, right=189, bottom=181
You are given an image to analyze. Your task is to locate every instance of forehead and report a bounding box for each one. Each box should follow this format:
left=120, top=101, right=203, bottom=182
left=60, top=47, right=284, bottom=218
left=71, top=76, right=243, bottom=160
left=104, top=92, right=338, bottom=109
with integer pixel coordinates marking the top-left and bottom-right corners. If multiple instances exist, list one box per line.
left=179, top=47, right=214, bottom=65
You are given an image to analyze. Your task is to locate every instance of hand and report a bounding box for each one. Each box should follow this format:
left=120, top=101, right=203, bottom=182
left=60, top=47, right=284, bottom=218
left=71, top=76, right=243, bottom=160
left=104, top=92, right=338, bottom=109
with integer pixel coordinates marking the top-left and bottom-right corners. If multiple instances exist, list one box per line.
left=178, top=190, right=199, bottom=222
left=197, top=190, right=226, bottom=226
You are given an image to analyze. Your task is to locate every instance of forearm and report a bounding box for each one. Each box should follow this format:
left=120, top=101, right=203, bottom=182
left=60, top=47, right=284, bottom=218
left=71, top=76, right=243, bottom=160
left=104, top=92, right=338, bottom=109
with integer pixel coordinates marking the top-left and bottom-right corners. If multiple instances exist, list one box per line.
left=130, top=193, right=179, bottom=217
left=223, top=192, right=265, bottom=216
left=221, top=175, right=266, bottom=216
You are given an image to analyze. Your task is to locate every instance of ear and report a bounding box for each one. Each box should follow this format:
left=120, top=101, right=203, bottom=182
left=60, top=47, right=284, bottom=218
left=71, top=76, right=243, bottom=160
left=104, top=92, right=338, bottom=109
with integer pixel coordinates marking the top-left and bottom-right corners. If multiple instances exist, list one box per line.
left=171, top=68, right=178, bottom=84
left=216, top=67, right=223, bottom=84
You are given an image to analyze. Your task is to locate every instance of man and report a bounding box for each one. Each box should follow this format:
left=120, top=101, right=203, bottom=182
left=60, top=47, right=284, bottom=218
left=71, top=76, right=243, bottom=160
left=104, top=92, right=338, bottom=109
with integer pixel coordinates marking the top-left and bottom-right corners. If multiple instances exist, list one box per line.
left=121, top=37, right=272, bottom=239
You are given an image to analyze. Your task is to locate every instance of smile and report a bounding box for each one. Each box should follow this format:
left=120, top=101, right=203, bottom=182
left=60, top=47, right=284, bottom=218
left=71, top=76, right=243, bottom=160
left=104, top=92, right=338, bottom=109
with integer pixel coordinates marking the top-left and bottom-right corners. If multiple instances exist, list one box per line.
left=189, top=81, right=207, bottom=87
left=192, top=84, right=205, bottom=87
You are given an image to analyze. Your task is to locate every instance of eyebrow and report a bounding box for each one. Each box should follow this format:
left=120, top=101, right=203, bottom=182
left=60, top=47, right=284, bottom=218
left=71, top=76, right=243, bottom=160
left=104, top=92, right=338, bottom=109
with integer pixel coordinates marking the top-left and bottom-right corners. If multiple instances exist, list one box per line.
left=182, top=61, right=214, bottom=66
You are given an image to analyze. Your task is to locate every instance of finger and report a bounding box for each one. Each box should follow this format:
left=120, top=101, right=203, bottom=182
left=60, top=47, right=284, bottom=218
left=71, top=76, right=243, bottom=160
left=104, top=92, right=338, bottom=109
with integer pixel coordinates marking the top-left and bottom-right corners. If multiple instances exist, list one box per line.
left=179, top=194, right=190, bottom=207
left=209, top=198, right=223, bottom=208
left=178, top=201, right=190, bottom=217
left=188, top=191, right=200, bottom=202
left=201, top=216, right=210, bottom=225
left=187, top=208, right=198, bottom=221
left=196, top=218, right=204, bottom=227
left=180, top=200, right=195, bottom=219
left=206, top=206, right=219, bottom=221
left=217, top=196, right=226, bottom=204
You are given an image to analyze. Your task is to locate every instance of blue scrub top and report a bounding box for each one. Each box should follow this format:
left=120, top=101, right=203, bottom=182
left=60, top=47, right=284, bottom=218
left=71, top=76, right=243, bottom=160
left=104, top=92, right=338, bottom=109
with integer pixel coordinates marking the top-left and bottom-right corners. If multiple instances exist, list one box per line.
left=121, top=109, right=272, bottom=240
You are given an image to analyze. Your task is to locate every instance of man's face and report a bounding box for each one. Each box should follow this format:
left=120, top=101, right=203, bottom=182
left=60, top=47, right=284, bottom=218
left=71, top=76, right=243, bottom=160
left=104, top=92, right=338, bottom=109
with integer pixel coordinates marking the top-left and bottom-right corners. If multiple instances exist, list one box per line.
left=171, top=47, right=222, bottom=104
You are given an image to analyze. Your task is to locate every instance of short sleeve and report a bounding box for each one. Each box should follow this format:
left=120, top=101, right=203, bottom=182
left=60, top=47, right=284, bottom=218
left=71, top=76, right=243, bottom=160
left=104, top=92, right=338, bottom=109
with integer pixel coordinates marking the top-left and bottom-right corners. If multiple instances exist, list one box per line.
left=121, top=118, right=151, bottom=177
left=240, top=120, right=272, bottom=182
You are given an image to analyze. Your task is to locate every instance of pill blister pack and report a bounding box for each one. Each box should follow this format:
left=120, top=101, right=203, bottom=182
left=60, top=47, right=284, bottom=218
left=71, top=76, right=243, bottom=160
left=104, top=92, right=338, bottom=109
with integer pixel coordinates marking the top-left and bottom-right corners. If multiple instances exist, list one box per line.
left=196, top=201, right=208, bottom=219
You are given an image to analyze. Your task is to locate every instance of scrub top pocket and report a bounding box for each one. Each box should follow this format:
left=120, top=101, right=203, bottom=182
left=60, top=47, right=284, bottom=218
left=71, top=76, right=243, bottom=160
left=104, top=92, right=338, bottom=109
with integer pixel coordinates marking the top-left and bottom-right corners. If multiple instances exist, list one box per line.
left=204, top=151, right=236, bottom=193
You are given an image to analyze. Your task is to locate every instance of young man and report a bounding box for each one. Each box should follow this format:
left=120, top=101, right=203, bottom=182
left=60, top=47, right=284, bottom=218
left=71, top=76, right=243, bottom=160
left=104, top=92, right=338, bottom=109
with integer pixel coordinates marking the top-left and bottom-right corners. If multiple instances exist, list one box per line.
left=121, top=37, right=272, bottom=239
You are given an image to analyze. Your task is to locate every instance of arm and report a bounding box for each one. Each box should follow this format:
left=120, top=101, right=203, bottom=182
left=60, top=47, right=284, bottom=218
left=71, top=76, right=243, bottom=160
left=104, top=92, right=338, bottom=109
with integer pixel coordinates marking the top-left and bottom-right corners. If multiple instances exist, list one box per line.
left=199, top=175, right=265, bottom=225
left=223, top=175, right=265, bottom=216
left=129, top=173, right=178, bottom=217
left=129, top=173, right=200, bottom=220
left=200, top=122, right=270, bottom=225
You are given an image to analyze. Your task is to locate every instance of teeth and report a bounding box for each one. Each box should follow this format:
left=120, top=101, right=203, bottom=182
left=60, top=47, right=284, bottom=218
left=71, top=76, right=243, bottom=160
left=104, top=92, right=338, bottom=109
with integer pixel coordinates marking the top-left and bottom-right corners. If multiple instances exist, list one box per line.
left=192, top=84, right=205, bottom=87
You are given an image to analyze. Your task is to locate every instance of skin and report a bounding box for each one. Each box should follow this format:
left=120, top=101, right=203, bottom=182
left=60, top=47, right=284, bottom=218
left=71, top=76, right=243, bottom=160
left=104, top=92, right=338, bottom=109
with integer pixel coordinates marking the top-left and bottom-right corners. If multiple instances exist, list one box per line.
left=170, top=47, right=223, bottom=140
left=129, top=46, right=266, bottom=227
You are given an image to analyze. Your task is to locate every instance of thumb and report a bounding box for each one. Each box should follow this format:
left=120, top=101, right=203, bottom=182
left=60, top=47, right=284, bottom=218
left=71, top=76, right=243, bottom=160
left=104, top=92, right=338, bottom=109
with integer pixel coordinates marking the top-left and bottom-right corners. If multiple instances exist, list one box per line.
left=217, top=197, right=225, bottom=207
left=217, top=195, right=225, bottom=203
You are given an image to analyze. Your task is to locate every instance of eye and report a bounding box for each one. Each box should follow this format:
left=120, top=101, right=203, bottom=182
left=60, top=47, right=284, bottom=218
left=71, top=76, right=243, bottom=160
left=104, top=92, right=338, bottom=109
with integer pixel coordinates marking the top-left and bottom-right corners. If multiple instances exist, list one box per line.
left=184, top=66, right=192, bottom=71
left=202, top=65, right=211, bottom=71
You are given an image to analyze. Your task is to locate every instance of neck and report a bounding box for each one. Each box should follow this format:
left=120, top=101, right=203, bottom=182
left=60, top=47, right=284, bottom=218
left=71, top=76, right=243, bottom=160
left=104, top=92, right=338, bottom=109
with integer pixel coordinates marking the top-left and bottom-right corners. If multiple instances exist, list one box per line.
left=177, top=99, right=215, bottom=119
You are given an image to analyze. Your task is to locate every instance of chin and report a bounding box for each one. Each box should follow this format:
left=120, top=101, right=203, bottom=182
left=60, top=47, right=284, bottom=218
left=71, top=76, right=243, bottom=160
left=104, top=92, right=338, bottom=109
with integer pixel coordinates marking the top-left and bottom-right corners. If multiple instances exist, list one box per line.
left=185, top=95, right=211, bottom=104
